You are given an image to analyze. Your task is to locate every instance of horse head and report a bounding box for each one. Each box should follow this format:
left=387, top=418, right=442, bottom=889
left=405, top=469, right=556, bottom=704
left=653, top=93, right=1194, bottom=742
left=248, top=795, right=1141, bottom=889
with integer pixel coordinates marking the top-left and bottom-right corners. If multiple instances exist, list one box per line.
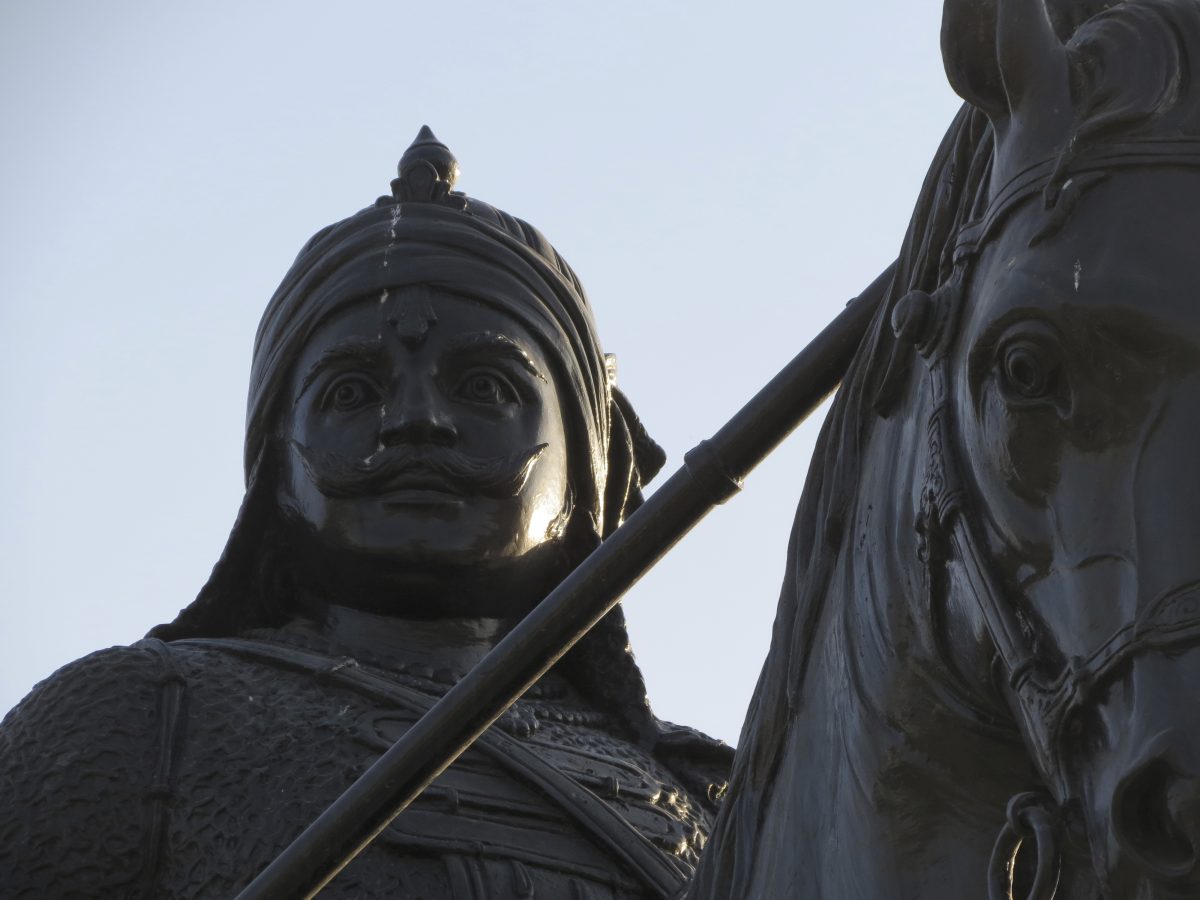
left=688, top=2, right=1200, bottom=899
left=928, top=0, right=1200, bottom=894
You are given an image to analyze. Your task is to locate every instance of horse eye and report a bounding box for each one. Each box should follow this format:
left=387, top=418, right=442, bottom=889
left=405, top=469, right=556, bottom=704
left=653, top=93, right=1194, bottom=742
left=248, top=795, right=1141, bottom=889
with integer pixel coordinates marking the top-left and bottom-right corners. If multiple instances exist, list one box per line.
left=324, top=375, right=379, bottom=412
left=1000, top=342, right=1058, bottom=400
left=457, top=371, right=517, bottom=405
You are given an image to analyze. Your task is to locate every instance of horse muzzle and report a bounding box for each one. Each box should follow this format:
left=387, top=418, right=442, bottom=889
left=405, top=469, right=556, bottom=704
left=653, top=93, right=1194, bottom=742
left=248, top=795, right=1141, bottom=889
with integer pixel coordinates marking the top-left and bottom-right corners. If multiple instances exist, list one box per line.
left=1079, top=644, right=1200, bottom=897
left=1110, top=727, right=1200, bottom=892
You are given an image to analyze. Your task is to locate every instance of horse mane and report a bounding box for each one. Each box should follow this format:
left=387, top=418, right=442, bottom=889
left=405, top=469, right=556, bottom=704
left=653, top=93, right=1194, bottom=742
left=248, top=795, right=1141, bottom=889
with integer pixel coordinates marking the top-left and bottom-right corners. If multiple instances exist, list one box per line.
left=686, top=104, right=995, bottom=897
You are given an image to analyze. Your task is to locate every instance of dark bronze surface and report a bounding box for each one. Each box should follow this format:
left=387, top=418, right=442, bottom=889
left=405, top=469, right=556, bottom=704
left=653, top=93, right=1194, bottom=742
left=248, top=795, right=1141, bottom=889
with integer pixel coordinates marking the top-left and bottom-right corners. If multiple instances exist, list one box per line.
left=691, top=1, right=1200, bottom=898
left=0, top=128, right=731, bottom=900
left=8, top=2, right=1200, bottom=897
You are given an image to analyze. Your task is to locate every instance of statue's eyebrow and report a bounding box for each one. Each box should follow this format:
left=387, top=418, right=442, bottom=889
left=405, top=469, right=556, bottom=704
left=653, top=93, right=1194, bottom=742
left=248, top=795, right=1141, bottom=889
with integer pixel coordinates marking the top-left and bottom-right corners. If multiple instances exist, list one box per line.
left=444, top=332, right=546, bottom=382
left=298, top=337, right=384, bottom=395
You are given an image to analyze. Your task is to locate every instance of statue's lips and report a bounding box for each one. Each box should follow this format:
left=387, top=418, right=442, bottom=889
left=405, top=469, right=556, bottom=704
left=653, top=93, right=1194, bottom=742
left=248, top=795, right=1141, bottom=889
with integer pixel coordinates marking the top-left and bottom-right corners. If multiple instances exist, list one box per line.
left=377, top=472, right=467, bottom=506
left=381, top=491, right=465, bottom=507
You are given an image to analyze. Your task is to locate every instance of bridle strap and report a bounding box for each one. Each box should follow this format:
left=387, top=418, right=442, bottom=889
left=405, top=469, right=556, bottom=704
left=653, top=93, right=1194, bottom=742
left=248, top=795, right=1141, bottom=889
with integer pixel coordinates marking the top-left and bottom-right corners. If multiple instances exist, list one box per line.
left=953, top=139, right=1200, bottom=264
left=919, top=337, right=1061, bottom=779
left=1038, top=582, right=1200, bottom=747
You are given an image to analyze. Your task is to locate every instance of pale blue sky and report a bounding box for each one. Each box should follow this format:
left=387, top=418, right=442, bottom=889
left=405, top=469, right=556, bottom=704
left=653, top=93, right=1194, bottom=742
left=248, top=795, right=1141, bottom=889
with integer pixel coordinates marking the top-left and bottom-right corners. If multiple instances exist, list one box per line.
left=0, top=1, right=961, bottom=743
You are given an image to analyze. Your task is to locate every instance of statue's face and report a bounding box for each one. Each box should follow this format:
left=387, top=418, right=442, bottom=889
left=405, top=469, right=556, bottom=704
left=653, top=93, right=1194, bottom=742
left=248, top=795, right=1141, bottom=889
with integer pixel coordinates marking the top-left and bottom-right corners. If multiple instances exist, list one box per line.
left=277, top=287, right=571, bottom=610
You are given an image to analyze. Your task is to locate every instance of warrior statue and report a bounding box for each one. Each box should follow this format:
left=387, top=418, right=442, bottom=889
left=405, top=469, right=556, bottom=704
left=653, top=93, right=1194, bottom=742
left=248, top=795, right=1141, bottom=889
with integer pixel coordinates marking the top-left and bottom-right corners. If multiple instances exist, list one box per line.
left=0, top=128, right=731, bottom=899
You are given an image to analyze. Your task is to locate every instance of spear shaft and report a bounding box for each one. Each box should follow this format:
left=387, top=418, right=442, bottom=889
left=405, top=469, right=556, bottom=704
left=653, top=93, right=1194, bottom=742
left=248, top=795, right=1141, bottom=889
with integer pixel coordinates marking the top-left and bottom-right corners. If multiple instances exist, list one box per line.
left=234, top=261, right=896, bottom=900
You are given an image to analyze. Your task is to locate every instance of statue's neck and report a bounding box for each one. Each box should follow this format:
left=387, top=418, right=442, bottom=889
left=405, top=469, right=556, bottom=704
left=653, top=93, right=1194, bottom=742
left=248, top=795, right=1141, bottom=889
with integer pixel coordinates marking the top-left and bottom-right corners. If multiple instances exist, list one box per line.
left=285, top=605, right=506, bottom=677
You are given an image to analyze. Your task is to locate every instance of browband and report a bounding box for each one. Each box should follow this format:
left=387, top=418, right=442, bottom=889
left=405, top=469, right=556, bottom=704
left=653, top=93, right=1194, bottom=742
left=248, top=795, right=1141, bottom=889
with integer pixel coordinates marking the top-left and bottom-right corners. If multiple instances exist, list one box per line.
left=954, top=138, right=1200, bottom=263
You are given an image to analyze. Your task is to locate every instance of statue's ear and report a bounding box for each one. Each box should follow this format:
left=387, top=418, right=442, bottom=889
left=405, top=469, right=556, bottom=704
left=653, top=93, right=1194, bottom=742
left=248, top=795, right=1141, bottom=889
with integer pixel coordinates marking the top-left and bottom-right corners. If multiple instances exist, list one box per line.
left=941, top=0, right=1008, bottom=118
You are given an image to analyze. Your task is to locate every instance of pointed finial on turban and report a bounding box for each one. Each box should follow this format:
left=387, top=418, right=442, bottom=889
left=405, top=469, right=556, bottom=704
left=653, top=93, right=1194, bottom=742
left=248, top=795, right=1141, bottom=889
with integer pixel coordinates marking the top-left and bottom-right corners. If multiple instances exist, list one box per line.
left=390, top=125, right=464, bottom=205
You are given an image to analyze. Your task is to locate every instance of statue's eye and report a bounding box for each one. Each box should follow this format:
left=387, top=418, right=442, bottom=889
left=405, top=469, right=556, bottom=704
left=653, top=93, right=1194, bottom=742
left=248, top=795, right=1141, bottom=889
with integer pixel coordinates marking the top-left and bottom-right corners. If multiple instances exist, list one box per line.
left=323, top=375, right=380, bottom=412
left=457, top=370, right=517, bottom=405
left=999, top=340, right=1059, bottom=400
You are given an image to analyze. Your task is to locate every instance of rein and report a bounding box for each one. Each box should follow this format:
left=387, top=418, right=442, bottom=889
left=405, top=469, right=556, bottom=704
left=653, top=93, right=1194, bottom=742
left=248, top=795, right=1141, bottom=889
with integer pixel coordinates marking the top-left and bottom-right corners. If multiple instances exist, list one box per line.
left=897, top=139, right=1200, bottom=900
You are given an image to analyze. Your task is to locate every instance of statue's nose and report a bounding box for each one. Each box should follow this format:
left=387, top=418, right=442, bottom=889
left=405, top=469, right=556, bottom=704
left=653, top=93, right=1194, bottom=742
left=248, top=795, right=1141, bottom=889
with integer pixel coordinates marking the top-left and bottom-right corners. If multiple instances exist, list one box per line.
left=1112, top=738, right=1200, bottom=885
left=379, top=385, right=456, bottom=447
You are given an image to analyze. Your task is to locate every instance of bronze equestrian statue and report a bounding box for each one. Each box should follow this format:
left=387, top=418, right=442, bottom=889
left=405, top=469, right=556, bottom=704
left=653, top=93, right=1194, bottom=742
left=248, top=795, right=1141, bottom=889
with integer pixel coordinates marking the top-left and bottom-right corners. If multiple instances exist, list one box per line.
left=689, top=0, right=1200, bottom=898
left=9, top=2, right=1200, bottom=898
left=0, top=129, right=731, bottom=899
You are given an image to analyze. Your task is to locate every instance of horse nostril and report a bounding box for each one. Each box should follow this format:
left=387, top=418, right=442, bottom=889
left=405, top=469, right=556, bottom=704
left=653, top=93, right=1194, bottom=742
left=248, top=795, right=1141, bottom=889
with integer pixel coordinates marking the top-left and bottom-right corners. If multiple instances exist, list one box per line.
left=1113, top=757, right=1199, bottom=882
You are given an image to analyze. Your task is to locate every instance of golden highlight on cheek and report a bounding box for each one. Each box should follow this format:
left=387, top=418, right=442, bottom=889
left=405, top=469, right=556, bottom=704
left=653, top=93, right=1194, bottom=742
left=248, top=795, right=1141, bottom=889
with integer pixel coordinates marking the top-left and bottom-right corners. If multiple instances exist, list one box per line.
left=520, top=451, right=570, bottom=541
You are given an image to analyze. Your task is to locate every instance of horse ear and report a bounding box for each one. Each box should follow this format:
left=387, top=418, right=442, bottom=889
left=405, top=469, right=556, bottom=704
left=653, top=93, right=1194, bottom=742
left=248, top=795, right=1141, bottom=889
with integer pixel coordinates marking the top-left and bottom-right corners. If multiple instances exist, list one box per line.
left=942, top=0, right=1070, bottom=120
left=941, top=0, right=1009, bottom=118
left=994, top=0, right=1071, bottom=119
left=942, top=0, right=1074, bottom=189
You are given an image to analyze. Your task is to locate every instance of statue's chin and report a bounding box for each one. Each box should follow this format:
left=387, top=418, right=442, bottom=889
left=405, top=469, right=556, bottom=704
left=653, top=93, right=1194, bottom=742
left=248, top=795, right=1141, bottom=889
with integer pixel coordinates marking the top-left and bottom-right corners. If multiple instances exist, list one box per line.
left=285, top=485, right=562, bottom=570
left=286, top=530, right=567, bottom=623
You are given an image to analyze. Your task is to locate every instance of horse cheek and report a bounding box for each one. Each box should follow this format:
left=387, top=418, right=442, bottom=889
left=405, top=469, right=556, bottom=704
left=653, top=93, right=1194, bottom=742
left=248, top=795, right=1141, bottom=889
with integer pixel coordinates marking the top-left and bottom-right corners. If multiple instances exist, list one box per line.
left=967, top=386, right=1059, bottom=556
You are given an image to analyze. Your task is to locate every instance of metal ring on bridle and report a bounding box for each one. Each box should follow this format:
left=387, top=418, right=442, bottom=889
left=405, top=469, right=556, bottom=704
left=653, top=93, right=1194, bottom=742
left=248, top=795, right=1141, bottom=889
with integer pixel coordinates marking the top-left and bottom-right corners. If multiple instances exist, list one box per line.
left=987, top=792, right=1061, bottom=900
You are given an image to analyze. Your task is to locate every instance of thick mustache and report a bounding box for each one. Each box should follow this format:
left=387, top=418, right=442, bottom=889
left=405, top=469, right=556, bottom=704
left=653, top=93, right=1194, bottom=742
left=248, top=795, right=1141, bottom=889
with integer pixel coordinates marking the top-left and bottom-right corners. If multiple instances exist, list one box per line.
left=292, top=441, right=547, bottom=500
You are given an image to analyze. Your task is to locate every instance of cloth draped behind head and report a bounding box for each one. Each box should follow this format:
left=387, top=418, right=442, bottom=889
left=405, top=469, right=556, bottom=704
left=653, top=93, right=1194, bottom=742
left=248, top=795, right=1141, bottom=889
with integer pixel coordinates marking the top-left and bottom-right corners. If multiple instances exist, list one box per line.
left=151, top=130, right=669, bottom=743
